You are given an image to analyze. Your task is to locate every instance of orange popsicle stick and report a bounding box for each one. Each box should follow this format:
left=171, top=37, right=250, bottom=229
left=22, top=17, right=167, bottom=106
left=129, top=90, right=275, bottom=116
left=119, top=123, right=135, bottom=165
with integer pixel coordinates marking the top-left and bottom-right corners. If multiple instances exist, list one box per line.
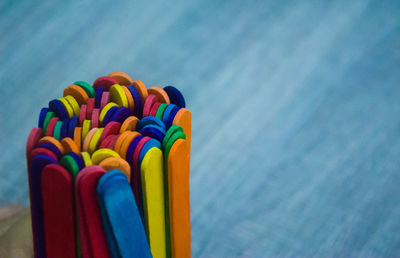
left=119, top=131, right=141, bottom=159
left=173, top=108, right=192, bottom=151
left=108, top=72, right=134, bottom=86
left=132, top=80, right=148, bottom=103
left=73, top=127, right=82, bottom=151
left=39, top=136, right=65, bottom=155
left=99, top=157, right=131, bottom=181
left=122, top=86, right=135, bottom=113
left=168, top=139, right=191, bottom=258
left=61, top=137, right=80, bottom=154
left=63, top=85, right=89, bottom=105
left=148, top=86, right=170, bottom=104
left=120, top=116, right=139, bottom=133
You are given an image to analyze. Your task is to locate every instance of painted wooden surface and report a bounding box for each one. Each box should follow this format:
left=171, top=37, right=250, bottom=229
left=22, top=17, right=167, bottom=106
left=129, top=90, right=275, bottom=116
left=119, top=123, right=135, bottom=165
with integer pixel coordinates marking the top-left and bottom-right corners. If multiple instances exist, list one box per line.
left=1, top=0, right=400, bottom=256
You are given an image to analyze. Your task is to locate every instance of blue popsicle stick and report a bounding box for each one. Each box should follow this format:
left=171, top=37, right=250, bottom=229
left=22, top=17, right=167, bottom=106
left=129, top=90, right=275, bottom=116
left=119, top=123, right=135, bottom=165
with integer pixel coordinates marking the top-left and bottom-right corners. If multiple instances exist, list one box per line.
left=97, top=170, right=152, bottom=258
left=137, top=116, right=166, bottom=131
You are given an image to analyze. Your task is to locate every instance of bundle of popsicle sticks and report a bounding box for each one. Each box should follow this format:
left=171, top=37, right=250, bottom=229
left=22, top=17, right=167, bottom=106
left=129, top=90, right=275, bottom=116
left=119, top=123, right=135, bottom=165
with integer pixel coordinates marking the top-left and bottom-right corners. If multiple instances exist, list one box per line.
left=25, top=72, right=191, bottom=258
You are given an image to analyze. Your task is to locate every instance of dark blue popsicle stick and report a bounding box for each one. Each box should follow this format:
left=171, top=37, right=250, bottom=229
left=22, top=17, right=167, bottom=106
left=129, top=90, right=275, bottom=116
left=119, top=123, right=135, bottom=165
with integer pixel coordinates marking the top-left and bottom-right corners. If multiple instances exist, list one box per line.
left=49, top=99, right=69, bottom=120
left=102, top=106, right=119, bottom=127
left=37, top=142, right=63, bottom=158
left=126, top=135, right=143, bottom=166
left=68, top=152, right=84, bottom=170
left=127, top=86, right=143, bottom=118
left=29, top=155, right=58, bottom=258
left=60, top=119, right=69, bottom=139
left=95, top=87, right=104, bottom=108
left=38, top=108, right=49, bottom=128
left=110, top=107, right=131, bottom=124
left=164, top=85, right=186, bottom=108
left=68, top=117, right=78, bottom=138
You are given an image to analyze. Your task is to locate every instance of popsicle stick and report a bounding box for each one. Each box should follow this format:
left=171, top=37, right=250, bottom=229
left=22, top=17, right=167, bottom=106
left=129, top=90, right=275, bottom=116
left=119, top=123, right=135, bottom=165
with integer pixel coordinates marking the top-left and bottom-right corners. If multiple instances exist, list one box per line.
left=93, top=76, right=118, bottom=91
left=64, top=95, right=81, bottom=116
left=164, top=86, right=185, bottom=108
left=29, top=148, right=58, bottom=162
left=97, top=170, right=152, bottom=258
left=39, top=136, right=65, bottom=155
left=110, top=84, right=128, bottom=107
left=119, top=116, right=139, bottom=133
left=74, top=81, right=96, bottom=98
left=83, top=128, right=98, bottom=152
left=100, top=121, right=121, bottom=142
left=148, top=86, right=170, bottom=104
left=63, top=85, right=89, bottom=105
left=173, top=108, right=192, bottom=151
left=92, top=149, right=120, bottom=165
left=76, top=166, right=110, bottom=258
left=141, top=147, right=167, bottom=258
left=26, top=128, right=43, bottom=160
left=132, top=80, right=148, bottom=103
left=132, top=136, right=151, bottom=212
left=28, top=155, right=58, bottom=258
left=99, top=157, right=130, bottom=181
left=108, top=72, right=134, bottom=86
left=61, top=137, right=80, bottom=154
left=168, top=139, right=191, bottom=258
left=41, top=164, right=76, bottom=258
left=86, top=98, right=95, bottom=119
left=121, top=86, right=135, bottom=113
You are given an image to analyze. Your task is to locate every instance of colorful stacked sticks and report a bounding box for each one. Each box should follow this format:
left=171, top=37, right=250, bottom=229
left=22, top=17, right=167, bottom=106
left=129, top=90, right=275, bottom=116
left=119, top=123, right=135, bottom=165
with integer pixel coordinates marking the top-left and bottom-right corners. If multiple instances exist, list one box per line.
left=26, top=72, right=191, bottom=258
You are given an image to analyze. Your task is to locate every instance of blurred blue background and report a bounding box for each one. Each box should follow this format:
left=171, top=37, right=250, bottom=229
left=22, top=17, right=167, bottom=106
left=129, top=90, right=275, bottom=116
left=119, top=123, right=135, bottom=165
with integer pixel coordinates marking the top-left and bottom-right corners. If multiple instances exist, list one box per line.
left=1, top=0, right=400, bottom=256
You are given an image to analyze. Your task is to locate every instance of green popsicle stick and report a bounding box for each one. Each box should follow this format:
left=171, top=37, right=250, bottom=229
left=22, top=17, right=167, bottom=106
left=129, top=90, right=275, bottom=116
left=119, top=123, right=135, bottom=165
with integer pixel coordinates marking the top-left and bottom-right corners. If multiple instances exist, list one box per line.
left=74, top=81, right=96, bottom=98
left=60, top=155, right=80, bottom=177
left=43, top=111, right=55, bottom=134
left=53, top=121, right=63, bottom=140
left=163, top=125, right=183, bottom=148
left=156, top=103, right=168, bottom=120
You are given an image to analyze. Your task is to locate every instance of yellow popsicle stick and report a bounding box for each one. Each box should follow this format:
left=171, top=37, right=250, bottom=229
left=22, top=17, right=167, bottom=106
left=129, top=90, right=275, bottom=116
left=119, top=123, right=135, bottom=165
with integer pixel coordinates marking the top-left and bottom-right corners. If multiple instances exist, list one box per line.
left=91, top=148, right=120, bottom=165
left=64, top=95, right=81, bottom=116
left=81, top=152, right=92, bottom=166
left=88, top=128, right=104, bottom=154
left=58, top=97, right=74, bottom=118
left=82, top=120, right=91, bottom=141
left=168, top=139, right=191, bottom=258
left=109, top=84, right=128, bottom=107
left=99, top=102, right=118, bottom=124
left=141, top=147, right=167, bottom=258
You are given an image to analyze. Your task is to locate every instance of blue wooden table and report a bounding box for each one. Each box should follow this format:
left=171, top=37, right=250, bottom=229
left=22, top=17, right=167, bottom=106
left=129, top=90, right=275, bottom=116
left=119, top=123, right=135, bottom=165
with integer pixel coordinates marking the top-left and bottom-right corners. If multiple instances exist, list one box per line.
left=1, top=0, right=400, bottom=256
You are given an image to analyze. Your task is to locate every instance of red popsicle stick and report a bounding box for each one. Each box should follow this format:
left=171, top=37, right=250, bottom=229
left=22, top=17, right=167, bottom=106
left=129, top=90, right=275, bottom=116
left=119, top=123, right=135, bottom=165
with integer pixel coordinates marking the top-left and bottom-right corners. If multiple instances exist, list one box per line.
left=76, top=166, right=110, bottom=258
left=41, top=164, right=76, bottom=258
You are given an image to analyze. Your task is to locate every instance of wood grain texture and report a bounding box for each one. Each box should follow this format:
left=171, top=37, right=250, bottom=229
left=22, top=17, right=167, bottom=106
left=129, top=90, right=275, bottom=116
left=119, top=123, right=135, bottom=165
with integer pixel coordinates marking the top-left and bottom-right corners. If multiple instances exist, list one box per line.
left=1, top=0, right=400, bottom=256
